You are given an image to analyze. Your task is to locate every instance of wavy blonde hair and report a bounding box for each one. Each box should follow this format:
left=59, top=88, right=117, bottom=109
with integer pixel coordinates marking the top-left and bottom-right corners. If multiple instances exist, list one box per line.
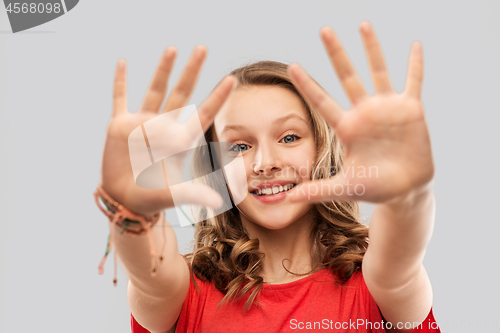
left=182, top=61, right=369, bottom=311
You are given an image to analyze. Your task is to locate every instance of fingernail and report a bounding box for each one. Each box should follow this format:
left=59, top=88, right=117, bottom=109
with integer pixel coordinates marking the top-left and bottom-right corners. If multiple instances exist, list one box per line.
left=360, top=21, right=371, bottom=32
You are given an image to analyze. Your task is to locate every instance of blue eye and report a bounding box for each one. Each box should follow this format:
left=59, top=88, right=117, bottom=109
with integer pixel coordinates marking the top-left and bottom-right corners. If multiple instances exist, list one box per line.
left=229, top=143, right=250, bottom=152
left=281, top=134, right=300, bottom=143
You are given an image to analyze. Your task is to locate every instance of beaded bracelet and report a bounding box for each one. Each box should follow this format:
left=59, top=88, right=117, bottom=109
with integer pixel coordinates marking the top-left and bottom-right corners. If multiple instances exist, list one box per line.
left=93, top=183, right=165, bottom=286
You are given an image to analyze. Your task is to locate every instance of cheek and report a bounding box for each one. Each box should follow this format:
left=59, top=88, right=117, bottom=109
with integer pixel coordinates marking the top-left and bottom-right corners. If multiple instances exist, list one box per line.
left=222, top=154, right=248, bottom=205
left=285, top=146, right=316, bottom=180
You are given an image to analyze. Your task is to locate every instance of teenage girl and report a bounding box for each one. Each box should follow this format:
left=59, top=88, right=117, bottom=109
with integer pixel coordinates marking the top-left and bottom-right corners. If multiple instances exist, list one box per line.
left=97, top=21, right=440, bottom=332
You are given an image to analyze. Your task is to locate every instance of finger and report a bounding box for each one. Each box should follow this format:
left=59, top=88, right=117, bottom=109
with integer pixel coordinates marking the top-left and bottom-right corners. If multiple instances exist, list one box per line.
left=112, top=59, right=128, bottom=116
left=185, top=75, right=236, bottom=137
left=162, top=45, right=208, bottom=118
left=359, top=21, right=394, bottom=94
left=288, top=63, right=345, bottom=128
left=404, top=41, right=424, bottom=99
left=139, top=47, right=177, bottom=113
left=287, top=178, right=361, bottom=203
left=320, top=26, right=368, bottom=104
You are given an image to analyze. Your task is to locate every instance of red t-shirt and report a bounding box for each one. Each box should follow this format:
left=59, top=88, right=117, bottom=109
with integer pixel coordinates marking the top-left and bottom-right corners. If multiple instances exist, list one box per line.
left=131, top=268, right=441, bottom=332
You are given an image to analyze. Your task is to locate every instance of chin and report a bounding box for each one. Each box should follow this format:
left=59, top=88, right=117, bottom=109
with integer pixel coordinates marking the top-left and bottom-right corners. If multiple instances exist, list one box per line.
left=237, top=197, right=312, bottom=231
left=251, top=214, right=297, bottom=230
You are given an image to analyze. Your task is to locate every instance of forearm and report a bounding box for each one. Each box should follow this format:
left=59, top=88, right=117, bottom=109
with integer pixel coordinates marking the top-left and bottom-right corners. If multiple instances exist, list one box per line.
left=115, top=214, right=187, bottom=298
left=363, top=182, right=436, bottom=288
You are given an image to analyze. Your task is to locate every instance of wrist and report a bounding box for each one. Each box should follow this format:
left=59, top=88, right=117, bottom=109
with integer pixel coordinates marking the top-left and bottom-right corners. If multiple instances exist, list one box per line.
left=382, top=181, right=435, bottom=214
left=94, top=182, right=165, bottom=286
left=101, top=180, right=163, bottom=216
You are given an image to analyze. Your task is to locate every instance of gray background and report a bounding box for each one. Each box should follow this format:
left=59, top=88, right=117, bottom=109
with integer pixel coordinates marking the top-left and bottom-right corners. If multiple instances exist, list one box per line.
left=1, top=0, right=499, bottom=332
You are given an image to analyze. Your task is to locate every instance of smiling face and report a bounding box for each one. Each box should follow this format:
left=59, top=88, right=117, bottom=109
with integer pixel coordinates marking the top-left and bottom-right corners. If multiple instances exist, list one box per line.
left=213, top=85, right=316, bottom=231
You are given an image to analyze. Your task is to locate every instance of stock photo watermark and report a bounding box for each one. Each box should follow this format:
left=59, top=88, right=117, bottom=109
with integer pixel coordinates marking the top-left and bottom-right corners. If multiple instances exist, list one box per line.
left=289, top=317, right=498, bottom=331
left=290, top=318, right=440, bottom=331
left=247, top=162, right=378, bottom=199
left=3, top=0, right=79, bottom=33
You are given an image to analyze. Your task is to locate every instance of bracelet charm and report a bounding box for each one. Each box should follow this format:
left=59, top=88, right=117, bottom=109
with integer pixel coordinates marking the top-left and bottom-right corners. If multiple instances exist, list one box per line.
left=93, top=183, right=165, bottom=286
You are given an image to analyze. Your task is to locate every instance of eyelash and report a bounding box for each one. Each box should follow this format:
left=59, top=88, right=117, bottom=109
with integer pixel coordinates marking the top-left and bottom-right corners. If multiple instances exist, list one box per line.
left=229, top=133, right=301, bottom=152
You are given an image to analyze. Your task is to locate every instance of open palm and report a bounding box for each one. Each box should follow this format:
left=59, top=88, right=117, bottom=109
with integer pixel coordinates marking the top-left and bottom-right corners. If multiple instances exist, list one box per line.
left=287, top=22, right=434, bottom=203
left=100, top=46, right=234, bottom=215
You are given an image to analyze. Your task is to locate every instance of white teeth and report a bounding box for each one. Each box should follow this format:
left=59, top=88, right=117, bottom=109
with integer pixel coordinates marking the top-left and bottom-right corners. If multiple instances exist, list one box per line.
left=253, top=183, right=296, bottom=196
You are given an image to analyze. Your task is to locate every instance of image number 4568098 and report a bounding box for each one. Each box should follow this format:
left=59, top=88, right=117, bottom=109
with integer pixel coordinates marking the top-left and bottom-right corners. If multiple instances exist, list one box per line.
left=3, top=0, right=79, bottom=33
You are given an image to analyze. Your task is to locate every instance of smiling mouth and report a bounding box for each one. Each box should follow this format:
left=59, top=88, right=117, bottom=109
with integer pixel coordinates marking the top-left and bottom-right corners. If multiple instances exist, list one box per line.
left=250, top=183, right=298, bottom=196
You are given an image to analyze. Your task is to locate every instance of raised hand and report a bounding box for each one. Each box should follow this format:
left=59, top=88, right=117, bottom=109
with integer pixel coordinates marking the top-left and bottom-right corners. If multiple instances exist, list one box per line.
left=100, top=46, right=235, bottom=215
left=287, top=21, right=434, bottom=204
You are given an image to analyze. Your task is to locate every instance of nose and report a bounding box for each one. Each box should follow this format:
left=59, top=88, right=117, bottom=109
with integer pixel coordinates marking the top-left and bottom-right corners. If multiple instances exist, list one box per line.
left=252, top=143, right=282, bottom=176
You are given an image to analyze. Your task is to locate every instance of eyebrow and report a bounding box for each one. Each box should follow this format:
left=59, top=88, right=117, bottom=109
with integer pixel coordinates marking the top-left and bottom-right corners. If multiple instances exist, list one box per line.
left=220, top=113, right=309, bottom=137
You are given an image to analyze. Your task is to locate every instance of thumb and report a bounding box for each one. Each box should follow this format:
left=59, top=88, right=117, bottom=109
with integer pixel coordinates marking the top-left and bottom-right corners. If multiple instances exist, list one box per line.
left=169, top=182, right=225, bottom=209
left=287, top=177, right=361, bottom=203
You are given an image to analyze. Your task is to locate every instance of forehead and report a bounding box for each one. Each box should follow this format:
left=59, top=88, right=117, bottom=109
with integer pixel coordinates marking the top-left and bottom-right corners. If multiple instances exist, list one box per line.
left=214, top=85, right=309, bottom=133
